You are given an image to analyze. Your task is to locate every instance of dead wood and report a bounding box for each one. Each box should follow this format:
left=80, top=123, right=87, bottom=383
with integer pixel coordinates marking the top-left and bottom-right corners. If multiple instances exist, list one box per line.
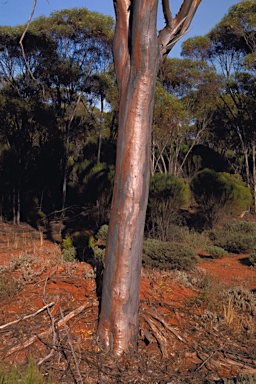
left=141, top=314, right=169, bottom=358
left=5, top=302, right=96, bottom=357
left=144, top=309, right=185, bottom=342
left=0, top=302, right=55, bottom=330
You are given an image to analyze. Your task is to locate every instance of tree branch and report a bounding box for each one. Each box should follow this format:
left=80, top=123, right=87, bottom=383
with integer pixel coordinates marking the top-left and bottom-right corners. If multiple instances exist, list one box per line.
left=159, top=0, right=202, bottom=58
left=0, top=302, right=55, bottom=330
left=113, top=0, right=131, bottom=88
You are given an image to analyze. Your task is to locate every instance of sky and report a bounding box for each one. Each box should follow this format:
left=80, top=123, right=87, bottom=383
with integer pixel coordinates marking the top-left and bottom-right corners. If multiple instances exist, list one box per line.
left=0, top=0, right=239, bottom=57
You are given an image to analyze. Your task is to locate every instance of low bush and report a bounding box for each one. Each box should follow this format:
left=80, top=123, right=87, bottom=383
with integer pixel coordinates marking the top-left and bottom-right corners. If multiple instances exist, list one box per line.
left=147, top=173, right=189, bottom=241
left=222, top=220, right=256, bottom=235
left=142, top=238, right=197, bottom=271
left=61, top=236, right=77, bottom=262
left=209, top=228, right=256, bottom=254
left=168, top=224, right=210, bottom=249
left=190, top=169, right=252, bottom=227
left=0, top=359, right=52, bottom=383
left=0, top=276, right=22, bottom=300
left=206, top=245, right=227, bottom=259
left=249, top=247, right=256, bottom=266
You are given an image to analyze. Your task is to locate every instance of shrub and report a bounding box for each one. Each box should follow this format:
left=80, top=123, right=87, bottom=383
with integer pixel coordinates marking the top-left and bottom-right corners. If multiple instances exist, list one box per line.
left=249, top=247, right=256, bottom=266
left=190, top=169, right=252, bottom=227
left=147, top=173, right=189, bottom=241
left=61, top=236, right=76, bottom=262
left=0, top=276, right=22, bottom=300
left=209, top=230, right=255, bottom=254
left=222, top=220, right=256, bottom=235
left=142, top=238, right=197, bottom=271
left=95, top=224, right=108, bottom=244
left=167, top=224, right=210, bottom=249
left=0, top=359, right=52, bottom=383
left=205, top=245, right=227, bottom=259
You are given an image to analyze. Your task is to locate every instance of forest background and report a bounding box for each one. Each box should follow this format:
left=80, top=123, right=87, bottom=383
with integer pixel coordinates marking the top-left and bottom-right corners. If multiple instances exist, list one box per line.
left=0, top=0, right=255, bottom=235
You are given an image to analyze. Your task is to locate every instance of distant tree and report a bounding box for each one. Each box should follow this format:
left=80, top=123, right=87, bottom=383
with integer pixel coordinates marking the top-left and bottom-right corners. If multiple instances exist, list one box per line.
left=156, top=57, right=220, bottom=178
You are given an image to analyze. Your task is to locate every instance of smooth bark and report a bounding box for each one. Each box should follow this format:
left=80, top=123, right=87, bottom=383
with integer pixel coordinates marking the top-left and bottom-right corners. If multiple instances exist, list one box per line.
left=98, top=0, right=202, bottom=355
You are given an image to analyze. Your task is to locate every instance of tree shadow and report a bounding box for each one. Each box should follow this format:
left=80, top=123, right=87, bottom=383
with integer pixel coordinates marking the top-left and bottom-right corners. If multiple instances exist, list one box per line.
left=239, top=257, right=253, bottom=267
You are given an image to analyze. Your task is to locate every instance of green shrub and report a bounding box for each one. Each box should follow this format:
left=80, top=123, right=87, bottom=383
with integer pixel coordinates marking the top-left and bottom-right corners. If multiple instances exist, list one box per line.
left=147, top=173, right=189, bottom=241
left=0, top=359, right=52, bottom=383
left=249, top=247, right=256, bottom=266
left=95, top=224, right=108, bottom=244
left=167, top=224, right=210, bottom=249
left=209, top=230, right=255, bottom=254
left=222, top=220, right=256, bottom=235
left=222, top=374, right=256, bottom=383
left=142, top=238, right=197, bottom=271
left=205, top=245, right=227, bottom=259
left=190, top=169, right=252, bottom=227
left=61, top=236, right=76, bottom=262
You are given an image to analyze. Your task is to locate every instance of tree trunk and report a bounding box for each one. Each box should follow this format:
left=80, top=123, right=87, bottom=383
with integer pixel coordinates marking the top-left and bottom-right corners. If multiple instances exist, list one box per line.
left=98, top=0, right=159, bottom=355
left=97, top=95, right=104, bottom=164
left=98, top=0, right=202, bottom=355
left=253, top=144, right=256, bottom=213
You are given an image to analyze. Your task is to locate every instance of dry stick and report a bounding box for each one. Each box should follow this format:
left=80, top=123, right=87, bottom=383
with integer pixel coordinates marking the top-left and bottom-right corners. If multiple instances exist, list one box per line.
left=6, top=302, right=94, bottom=357
left=37, top=277, right=58, bottom=365
left=0, top=302, right=55, bottom=330
left=195, top=350, right=220, bottom=371
left=141, top=314, right=169, bottom=358
left=145, top=309, right=185, bottom=342
left=19, top=0, right=38, bottom=83
left=59, top=307, right=83, bottom=384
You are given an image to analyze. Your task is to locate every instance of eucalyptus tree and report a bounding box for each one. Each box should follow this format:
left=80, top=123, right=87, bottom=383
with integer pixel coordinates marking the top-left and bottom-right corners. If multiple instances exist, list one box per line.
left=154, top=57, right=220, bottom=178
left=0, top=25, right=61, bottom=223
left=181, top=1, right=256, bottom=206
left=97, top=0, right=202, bottom=355
left=29, top=9, right=114, bottom=211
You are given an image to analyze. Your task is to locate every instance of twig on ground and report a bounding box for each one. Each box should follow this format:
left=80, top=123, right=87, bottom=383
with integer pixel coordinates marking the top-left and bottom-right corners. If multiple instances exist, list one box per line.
left=144, top=309, right=185, bottom=342
left=0, top=302, right=55, bottom=330
left=141, top=314, right=169, bottom=358
left=5, top=302, right=96, bottom=357
left=60, top=307, right=83, bottom=384
left=37, top=276, right=58, bottom=365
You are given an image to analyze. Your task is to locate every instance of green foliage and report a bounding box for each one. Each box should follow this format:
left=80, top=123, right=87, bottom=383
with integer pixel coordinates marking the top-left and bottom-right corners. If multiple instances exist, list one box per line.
left=249, top=247, right=256, bottom=266
left=205, top=245, right=227, bottom=259
left=190, top=169, right=252, bottom=227
left=209, top=221, right=256, bottom=254
left=222, top=374, right=256, bottom=384
left=142, top=238, right=197, bottom=271
left=167, top=224, right=210, bottom=250
left=61, top=236, right=76, bottom=262
left=222, top=220, right=256, bottom=234
left=147, top=173, right=189, bottom=241
left=0, top=359, right=52, bottom=384
left=95, top=224, right=108, bottom=244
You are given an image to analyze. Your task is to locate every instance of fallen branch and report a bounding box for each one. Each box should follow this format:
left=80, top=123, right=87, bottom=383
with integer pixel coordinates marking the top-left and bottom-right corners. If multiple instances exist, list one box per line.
left=144, top=309, right=185, bottom=342
left=59, top=306, right=83, bottom=384
left=5, top=302, right=96, bottom=357
left=37, top=277, right=58, bottom=365
left=0, top=302, right=55, bottom=330
left=141, top=314, right=169, bottom=358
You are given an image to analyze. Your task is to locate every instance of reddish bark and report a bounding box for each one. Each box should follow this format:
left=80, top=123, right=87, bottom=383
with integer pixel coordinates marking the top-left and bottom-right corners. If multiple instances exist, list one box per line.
left=98, top=0, right=202, bottom=355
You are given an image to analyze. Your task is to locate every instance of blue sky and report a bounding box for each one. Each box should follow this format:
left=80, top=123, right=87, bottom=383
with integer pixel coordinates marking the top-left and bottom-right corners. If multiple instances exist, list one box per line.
left=0, top=0, right=239, bottom=57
